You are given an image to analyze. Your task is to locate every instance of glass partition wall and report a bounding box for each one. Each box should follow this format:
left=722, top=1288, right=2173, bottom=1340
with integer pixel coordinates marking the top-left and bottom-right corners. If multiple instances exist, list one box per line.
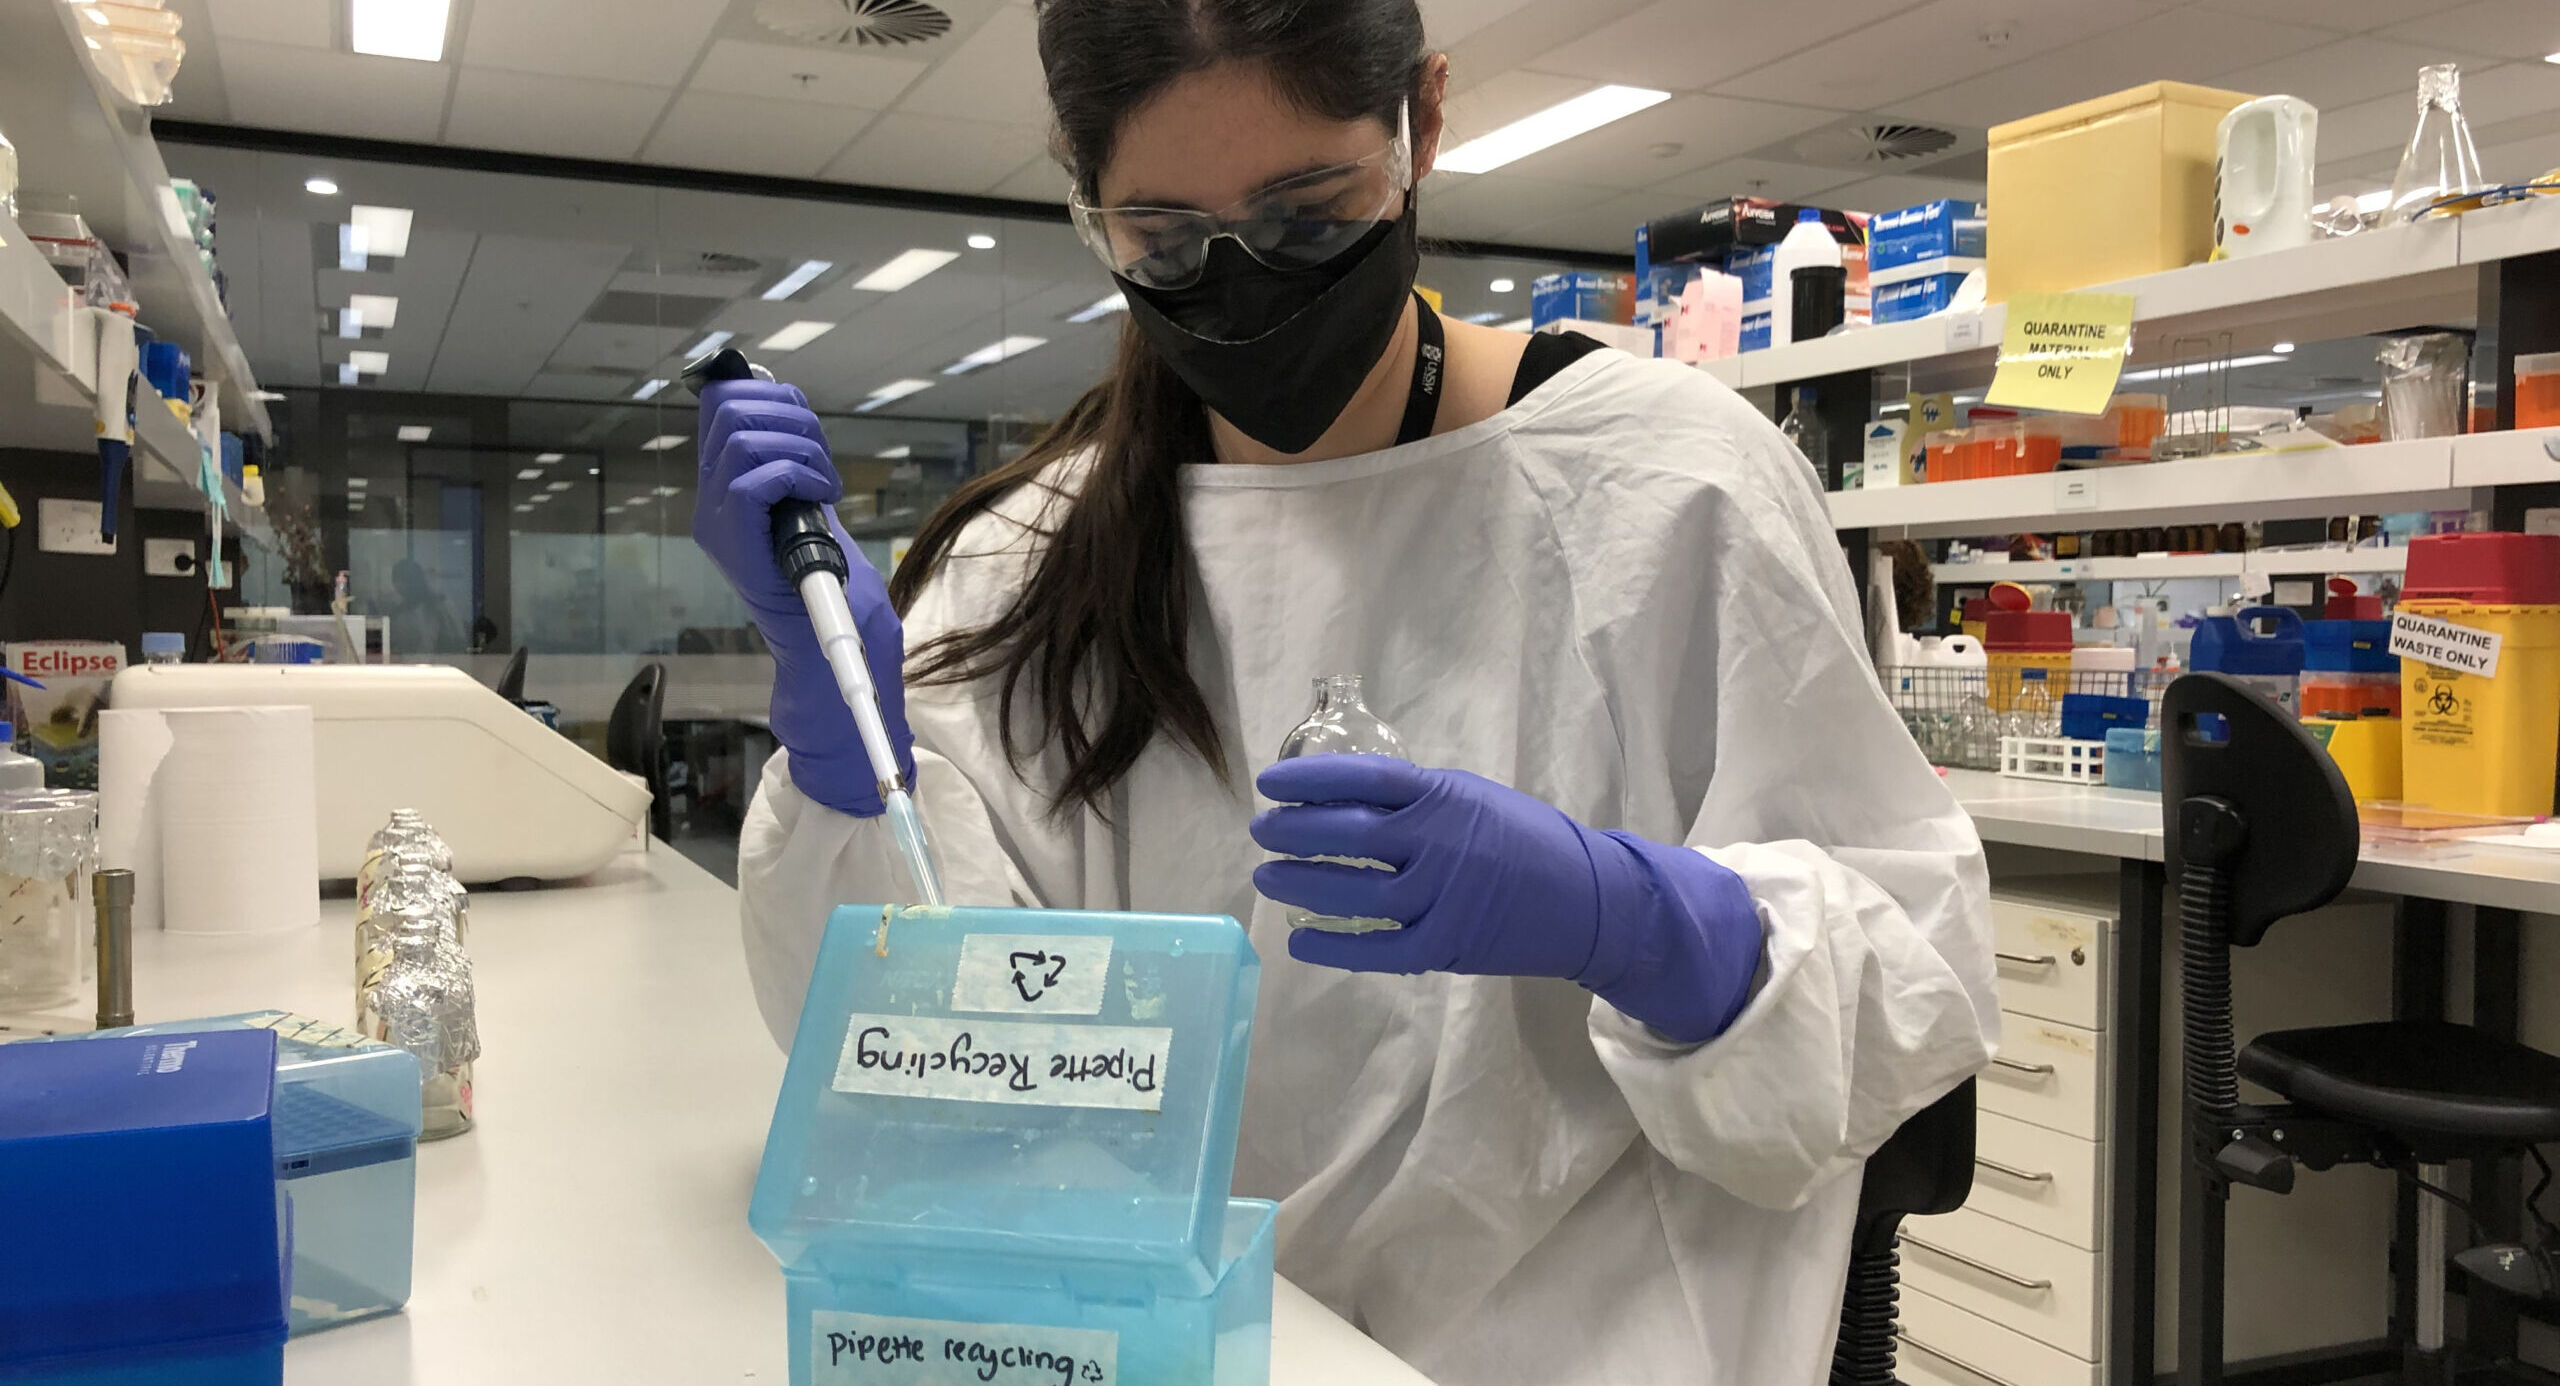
left=166, top=137, right=1583, bottom=872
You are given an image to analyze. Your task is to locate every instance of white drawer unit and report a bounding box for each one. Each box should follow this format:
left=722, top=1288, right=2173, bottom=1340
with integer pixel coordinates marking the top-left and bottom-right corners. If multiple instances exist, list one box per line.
left=1988, top=891, right=2112, bottom=1030
left=1968, top=1110, right=2106, bottom=1251
left=1902, top=1205, right=2104, bottom=1360
left=1899, top=1285, right=2101, bottom=1386
left=1978, top=1014, right=2105, bottom=1140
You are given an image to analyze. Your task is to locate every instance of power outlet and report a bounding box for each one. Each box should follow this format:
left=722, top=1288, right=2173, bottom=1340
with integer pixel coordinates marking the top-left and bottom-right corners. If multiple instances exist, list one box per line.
left=36, top=498, right=116, bottom=556
left=144, top=537, right=197, bottom=577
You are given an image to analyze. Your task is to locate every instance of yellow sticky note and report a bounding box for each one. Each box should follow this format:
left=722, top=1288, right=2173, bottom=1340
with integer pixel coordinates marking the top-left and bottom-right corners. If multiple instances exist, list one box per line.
left=1984, top=291, right=2135, bottom=415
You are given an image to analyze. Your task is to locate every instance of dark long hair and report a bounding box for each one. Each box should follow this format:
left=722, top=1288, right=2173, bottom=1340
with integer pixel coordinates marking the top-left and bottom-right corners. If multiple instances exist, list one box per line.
left=887, top=0, right=1429, bottom=818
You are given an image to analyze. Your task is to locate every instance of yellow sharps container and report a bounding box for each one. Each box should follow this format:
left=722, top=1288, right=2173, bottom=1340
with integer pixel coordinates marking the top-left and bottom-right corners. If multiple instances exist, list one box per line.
left=2398, top=534, right=2560, bottom=817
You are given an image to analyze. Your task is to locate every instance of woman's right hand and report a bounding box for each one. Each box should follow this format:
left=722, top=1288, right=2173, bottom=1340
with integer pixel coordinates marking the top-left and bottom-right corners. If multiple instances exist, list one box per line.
left=695, top=378, right=915, bottom=817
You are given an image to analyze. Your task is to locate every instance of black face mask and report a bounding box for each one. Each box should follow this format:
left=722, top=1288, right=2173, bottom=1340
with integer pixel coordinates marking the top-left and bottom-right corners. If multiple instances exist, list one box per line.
left=1121, top=211, right=1420, bottom=455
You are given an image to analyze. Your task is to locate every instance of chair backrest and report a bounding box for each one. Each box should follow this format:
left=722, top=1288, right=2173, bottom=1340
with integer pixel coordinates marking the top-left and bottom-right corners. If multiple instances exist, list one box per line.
left=494, top=646, right=529, bottom=703
left=1852, top=1078, right=1977, bottom=1256
left=2160, top=672, right=2359, bottom=948
left=606, top=663, right=666, bottom=778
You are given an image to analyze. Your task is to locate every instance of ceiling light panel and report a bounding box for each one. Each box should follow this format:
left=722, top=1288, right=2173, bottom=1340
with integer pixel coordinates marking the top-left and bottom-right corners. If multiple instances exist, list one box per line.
left=639, top=435, right=689, bottom=451
left=856, top=379, right=936, bottom=412
left=1065, top=293, right=1126, bottom=323
left=348, top=349, right=390, bottom=374
left=347, top=293, right=399, bottom=330
left=762, top=260, right=833, bottom=300
left=349, top=205, right=414, bottom=258
left=943, top=335, right=1047, bottom=375
left=351, top=0, right=451, bottom=61
left=516, top=468, right=542, bottom=480
left=1438, top=85, right=1672, bottom=174
left=396, top=425, right=431, bottom=441
left=684, top=330, right=734, bottom=359
left=853, top=249, right=961, bottom=292
left=757, top=321, right=837, bottom=352
left=632, top=378, right=669, bottom=401
left=535, top=452, right=564, bottom=463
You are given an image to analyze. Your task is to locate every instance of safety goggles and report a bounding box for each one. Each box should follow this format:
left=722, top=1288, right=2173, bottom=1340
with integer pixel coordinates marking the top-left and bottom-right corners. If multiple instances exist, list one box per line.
left=1069, top=102, right=1413, bottom=291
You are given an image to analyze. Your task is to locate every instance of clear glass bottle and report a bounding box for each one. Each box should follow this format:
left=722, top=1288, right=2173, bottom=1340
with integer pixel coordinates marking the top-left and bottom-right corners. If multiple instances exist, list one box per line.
left=2006, top=666, right=2057, bottom=741
left=2388, top=63, right=2485, bottom=222
left=0, top=789, right=96, bottom=1011
left=1274, top=675, right=1408, bottom=934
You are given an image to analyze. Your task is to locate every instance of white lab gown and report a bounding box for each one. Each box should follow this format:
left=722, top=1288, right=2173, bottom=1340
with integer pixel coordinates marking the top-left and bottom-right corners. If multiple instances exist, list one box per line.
left=737, top=350, right=1998, bottom=1386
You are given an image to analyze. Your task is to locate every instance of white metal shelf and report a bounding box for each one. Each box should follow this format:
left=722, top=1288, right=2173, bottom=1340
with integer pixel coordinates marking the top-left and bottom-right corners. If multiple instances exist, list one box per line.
left=1933, top=545, right=2411, bottom=586
left=2448, top=424, right=2560, bottom=489
left=1831, top=437, right=2462, bottom=537
left=0, top=0, right=271, bottom=440
left=1702, top=199, right=2554, bottom=394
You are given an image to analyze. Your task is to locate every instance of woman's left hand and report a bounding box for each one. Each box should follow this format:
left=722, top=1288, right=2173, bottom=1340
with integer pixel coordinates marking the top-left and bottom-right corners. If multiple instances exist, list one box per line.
left=1250, top=755, right=1766, bottom=1043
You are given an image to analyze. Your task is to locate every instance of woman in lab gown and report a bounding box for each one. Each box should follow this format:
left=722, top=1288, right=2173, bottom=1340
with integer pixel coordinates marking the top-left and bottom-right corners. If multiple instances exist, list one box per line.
left=705, top=3, right=1998, bottom=1382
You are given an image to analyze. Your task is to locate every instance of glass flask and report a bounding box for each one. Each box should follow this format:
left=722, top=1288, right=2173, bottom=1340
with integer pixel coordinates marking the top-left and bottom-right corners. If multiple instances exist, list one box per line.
left=1273, top=675, right=1408, bottom=934
left=2005, top=667, right=2057, bottom=742
left=2387, top=64, right=2485, bottom=222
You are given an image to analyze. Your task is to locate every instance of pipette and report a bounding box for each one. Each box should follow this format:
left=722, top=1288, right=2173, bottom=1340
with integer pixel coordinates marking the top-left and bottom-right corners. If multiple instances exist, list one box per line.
left=682, top=347, right=947, bottom=906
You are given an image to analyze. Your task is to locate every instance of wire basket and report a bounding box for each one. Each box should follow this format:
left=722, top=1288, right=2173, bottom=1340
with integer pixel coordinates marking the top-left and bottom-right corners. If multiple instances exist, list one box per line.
left=1882, top=665, right=2170, bottom=771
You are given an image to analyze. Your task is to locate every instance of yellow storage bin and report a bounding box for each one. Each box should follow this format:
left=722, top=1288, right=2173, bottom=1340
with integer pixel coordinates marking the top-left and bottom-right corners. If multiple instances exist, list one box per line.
left=1986, top=82, right=2251, bottom=301
left=2303, top=717, right=2402, bottom=804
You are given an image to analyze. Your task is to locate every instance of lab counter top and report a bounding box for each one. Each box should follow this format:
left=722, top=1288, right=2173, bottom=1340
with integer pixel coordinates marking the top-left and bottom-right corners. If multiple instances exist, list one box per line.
left=117, top=847, right=1435, bottom=1386
left=1942, top=767, right=2560, bottom=914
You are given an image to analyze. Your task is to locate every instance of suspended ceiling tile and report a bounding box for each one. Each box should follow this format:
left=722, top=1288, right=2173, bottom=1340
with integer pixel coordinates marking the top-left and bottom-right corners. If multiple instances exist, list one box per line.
left=443, top=69, right=673, bottom=162
left=544, top=321, right=696, bottom=374
left=2380, top=0, right=2560, bottom=62
left=2213, top=37, right=2492, bottom=111
left=1538, top=0, right=1917, bottom=94
left=990, top=155, right=1074, bottom=203
left=2453, top=61, right=2560, bottom=129
left=1440, top=69, right=1605, bottom=152
left=205, top=0, right=328, bottom=49
left=1419, top=0, right=1549, bottom=48
left=825, top=113, right=1049, bottom=194
left=1713, top=0, right=2157, bottom=110
left=1817, top=173, right=1988, bottom=218
left=644, top=92, right=875, bottom=179
left=216, top=40, right=451, bottom=143
left=459, top=0, right=726, bottom=85
left=1423, top=171, right=1609, bottom=241
left=2192, top=0, right=2473, bottom=33
left=1504, top=189, right=1673, bottom=254
left=2316, top=86, right=2430, bottom=162
left=1893, top=8, right=2336, bottom=131
left=1493, top=94, right=1845, bottom=189
left=524, top=373, right=637, bottom=402
left=893, top=5, right=1052, bottom=125
left=1650, top=157, right=1862, bottom=206
left=688, top=37, right=930, bottom=109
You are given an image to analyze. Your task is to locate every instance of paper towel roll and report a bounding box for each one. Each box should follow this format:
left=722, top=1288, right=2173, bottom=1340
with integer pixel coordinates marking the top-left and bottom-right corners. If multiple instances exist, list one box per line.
left=98, top=708, right=174, bottom=932
left=158, top=706, right=321, bottom=935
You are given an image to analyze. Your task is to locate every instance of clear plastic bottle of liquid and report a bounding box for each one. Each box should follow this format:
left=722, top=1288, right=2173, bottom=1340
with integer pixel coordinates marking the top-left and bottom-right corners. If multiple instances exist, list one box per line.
left=1274, top=675, right=1408, bottom=934
left=2006, top=666, right=2057, bottom=741
left=1780, top=386, right=1831, bottom=488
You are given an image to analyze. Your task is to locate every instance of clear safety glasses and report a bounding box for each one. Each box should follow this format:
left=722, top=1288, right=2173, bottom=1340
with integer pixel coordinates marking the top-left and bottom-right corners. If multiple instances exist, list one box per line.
left=1069, top=102, right=1413, bottom=291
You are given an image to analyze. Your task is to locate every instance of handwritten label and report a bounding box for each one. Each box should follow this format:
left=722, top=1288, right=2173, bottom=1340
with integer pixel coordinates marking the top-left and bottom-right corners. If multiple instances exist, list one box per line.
left=832, top=1014, right=1171, bottom=1112
left=813, top=1311, right=1116, bottom=1386
left=2391, top=612, right=2502, bottom=677
left=1984, top=291, right=2135, bottom=415
left=950, top=935, right=1111, bottom=1016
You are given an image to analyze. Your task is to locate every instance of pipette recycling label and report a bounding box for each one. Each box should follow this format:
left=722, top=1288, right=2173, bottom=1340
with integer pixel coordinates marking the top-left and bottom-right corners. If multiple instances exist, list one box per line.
left=832, top=1013, right=1172, bottom=1112
left=813, top=1311, right=1116, bottom=1385
left=950, top=934, right=1113, bottom=1016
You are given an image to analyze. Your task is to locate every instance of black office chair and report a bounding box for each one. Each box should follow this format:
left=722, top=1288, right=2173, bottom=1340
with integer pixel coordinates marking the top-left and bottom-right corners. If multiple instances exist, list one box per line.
left=607, top=662, right=669, bottom=840
left=1832, top=1079, right=1977, bottom=1386
left=494, top=645, right=529, bottom=704
left=2163, top=672, right=2560, bottom=1386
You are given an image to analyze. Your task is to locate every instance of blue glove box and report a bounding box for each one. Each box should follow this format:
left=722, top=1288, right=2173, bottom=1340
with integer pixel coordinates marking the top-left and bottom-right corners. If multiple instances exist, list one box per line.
left=752, top=904, right=1265, bottom=1386
left=0, top=1029, right=287, bottom=1386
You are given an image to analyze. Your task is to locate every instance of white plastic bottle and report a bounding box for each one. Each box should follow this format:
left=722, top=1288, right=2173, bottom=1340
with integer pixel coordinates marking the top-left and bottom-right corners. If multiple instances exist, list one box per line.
left=0, top=722, right=42, bottom=791
left=1768, top=208, right=1844, bottom=348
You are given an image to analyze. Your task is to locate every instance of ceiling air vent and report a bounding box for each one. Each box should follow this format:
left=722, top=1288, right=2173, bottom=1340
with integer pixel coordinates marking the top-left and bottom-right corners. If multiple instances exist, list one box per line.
left=1791, top=122, right=1960, bottom=166
left=755, top=0, right=953, bottom=47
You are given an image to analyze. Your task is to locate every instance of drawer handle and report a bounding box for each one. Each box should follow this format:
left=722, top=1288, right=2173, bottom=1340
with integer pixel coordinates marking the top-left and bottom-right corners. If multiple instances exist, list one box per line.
left=1896, top=1331, right=2026, bottom=1386
left=1994, top=950, right=2056, bottom=969
left=1901, top=1234, right=2054, bottom=1292
left=1974, top=1155, right=2054, bottom=1184
left=1990, top=1055, right=2057, bottom=1077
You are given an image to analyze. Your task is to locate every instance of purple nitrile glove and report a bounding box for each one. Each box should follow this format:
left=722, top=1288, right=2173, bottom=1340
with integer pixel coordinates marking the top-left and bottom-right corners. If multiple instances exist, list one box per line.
left=694, top=377, right=913, bottom=817
left=1250, top=755, right=1763, bottom=1044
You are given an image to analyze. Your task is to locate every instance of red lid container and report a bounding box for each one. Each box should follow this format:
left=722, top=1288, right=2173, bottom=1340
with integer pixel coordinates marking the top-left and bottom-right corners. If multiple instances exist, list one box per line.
left=2403, top=533, right=2560, bottom=605
left=1985, top=610, right=2072, bottom=651
left=2321, top=576, right=2381, bottom=621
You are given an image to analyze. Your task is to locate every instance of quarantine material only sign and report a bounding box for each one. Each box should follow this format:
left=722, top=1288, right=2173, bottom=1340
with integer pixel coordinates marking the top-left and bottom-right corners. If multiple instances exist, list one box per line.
left=1984, top=291, right=2137, bottom=416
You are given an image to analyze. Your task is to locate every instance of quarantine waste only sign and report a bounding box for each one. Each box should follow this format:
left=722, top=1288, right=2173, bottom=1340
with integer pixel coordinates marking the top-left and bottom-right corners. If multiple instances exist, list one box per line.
left=1984, top=291, right=2137, bottom=416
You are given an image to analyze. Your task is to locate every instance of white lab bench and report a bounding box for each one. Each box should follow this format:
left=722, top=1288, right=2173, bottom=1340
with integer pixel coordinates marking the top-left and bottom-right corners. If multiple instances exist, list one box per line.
left=117, top=848, right=1435, bottom=1386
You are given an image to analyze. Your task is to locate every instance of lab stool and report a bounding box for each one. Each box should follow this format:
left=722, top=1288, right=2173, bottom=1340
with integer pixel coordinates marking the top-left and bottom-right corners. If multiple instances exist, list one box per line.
left=1831, top=1079, right=1976, bottom=1385
left=2162, top=672, right=2560, bottom=1386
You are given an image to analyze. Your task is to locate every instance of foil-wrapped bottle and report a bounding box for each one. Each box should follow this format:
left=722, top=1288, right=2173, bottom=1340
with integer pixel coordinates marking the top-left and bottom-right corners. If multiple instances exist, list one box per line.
left=357, top=856, right=478, bottom=1140
left=358, top=809, right=454, bottom=900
